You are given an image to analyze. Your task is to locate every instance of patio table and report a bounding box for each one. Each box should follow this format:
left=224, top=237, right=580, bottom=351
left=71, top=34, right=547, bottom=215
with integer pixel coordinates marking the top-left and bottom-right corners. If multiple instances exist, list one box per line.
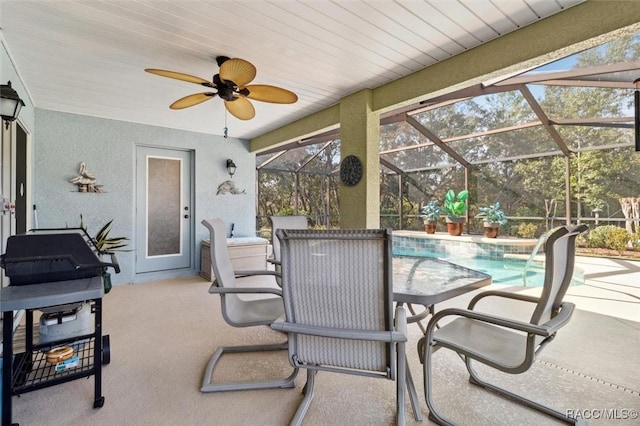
left=392, top=255, right=492, bottom=421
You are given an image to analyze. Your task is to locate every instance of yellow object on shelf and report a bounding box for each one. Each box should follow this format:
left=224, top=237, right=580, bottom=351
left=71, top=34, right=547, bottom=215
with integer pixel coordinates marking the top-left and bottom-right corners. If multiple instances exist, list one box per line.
left=45, top=346, right=74, bottom=364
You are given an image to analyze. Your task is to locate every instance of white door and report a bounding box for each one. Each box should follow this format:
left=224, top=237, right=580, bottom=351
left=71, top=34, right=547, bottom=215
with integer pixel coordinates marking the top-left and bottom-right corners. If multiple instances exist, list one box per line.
left=136, top=146, right=193, bottom=274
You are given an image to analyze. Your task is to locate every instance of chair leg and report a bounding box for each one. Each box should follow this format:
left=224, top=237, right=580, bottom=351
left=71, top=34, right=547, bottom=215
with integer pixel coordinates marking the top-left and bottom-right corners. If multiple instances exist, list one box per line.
left=423, top=341, right=456, bottom=426
left=288, top=353, right=410, bottom=426
left=396, top=341, right=407, bottom=425
left=290, top=369, right=317, bottom=426
left=200, top=341, right=298, bottom=392
left=405, top=358, right=423, bottom=421
left=465, top=359, right=583, bottom=425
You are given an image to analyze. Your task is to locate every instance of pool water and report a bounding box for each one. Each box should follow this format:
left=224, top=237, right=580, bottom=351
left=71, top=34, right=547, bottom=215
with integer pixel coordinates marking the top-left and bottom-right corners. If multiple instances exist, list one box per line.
left=393, top=249, right=584, bottom=287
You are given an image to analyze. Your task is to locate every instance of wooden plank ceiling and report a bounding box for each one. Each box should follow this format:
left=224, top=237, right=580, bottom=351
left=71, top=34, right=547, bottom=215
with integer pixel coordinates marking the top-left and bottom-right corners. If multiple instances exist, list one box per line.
left=0, top=0, right=584, bottom=139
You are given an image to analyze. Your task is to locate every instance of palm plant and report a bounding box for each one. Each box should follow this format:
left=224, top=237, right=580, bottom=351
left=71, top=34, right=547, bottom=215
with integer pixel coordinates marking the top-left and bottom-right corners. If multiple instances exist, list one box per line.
left=80, top=215, right=128, bottom=254
left=79, top=215, right=127, bottom=293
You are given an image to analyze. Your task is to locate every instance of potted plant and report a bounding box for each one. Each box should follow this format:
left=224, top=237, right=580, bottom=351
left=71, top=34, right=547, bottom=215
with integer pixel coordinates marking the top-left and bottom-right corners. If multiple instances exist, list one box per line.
left=419, top=200, right=441, bottom=234
left=476, top=202, right=508, bottom=238
left=80, top=215, right=128, bottom=293
left=442, top=189, right=469, bottom=236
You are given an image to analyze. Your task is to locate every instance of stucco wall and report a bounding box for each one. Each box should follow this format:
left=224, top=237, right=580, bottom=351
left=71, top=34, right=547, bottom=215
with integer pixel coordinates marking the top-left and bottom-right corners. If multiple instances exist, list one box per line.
left=33, top=109, right=256, bottom=284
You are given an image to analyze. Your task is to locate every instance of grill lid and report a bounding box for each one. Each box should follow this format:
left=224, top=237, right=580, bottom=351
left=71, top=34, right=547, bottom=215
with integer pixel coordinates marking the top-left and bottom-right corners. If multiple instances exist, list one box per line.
left=1, top=229, right=116, bottom=285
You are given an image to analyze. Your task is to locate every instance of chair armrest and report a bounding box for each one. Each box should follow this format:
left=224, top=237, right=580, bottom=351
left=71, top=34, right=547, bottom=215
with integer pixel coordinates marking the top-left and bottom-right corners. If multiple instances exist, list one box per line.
left=234, top=269, right=279, bottom=278
left=271, top=322, right=407, bottom=343
left=429, top=307, right=556, bottom=337
left=543, top=302, right=575, bottom=334
left=209, top=283, right=282, bottom=297
left=468, top=290, right=540, bottom=310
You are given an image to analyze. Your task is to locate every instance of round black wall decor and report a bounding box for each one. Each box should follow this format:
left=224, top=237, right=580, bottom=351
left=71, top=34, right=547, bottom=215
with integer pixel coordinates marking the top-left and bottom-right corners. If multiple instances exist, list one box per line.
left=340, top=155, right=363, bottom=186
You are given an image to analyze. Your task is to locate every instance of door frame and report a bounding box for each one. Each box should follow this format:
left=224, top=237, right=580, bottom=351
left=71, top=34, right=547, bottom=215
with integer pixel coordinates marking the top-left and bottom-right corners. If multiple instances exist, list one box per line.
left=135, top=145, right=195, bottom=276
left=1, top=119, right=31, bottom=287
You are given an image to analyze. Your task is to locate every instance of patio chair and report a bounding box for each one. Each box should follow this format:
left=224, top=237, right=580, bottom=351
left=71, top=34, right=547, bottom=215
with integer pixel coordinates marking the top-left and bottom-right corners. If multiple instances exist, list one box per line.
left=271, top=228, right=408, bottom=425
left=267, top=215, right=308, bottom=284
left=200, top=218, right=298, bottom=392
left=419, top=224, right=588, bottom=425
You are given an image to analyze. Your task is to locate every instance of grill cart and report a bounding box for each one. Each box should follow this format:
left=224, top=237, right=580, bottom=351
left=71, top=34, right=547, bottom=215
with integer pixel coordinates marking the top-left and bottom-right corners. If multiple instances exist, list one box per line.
left=1, top=228, right=119, bottom=426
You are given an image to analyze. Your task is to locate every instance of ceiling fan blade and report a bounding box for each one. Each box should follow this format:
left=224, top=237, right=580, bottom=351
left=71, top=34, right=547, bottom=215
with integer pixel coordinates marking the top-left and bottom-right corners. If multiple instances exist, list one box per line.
left=224, top=97, right=255, bottom=120
left=244, top=84, right=298, bottom=104
left=170, top=92, right=216, bottom=109
left=219, top=58, right=256, bottom=87
left=145, top=69, right=215, bottom=88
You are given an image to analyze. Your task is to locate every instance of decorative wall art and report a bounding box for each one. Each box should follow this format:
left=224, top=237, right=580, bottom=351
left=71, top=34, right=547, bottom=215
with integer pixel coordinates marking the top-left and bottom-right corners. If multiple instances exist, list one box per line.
left=70, top=162, right=102, bottom=192
left=216, top=180, right=246, bottom=195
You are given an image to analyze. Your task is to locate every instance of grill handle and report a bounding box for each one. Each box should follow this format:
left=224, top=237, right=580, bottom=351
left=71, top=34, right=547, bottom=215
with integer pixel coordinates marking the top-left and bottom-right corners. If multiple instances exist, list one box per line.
left=103, top=253, right=121, bottom=274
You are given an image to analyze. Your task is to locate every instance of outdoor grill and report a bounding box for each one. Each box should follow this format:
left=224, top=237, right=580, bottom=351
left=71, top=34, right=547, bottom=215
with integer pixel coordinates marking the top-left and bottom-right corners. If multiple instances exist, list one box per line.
left=1, top=228, right=119, bottom=424
left=1, top=228, right=119, bottom=285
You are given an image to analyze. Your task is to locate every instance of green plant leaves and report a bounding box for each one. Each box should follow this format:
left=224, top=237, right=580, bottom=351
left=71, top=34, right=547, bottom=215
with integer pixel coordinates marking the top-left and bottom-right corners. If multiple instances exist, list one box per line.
left=443, top=189, right=469, bottom=217
left=94, top=220, right=129, bottom=254
left=80, top=216, right=129, bottom=254
left=477, top=201, right=508, bottom=225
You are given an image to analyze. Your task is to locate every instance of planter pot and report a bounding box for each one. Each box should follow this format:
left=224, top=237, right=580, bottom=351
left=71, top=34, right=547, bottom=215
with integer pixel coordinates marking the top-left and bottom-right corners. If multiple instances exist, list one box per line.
left=483, top=223, right=500, bottom=238
left=445, top=217, right=465, bottom=236
left=423, top=221, right=437, bottom=234
left=103, top=272, right=112, bottom=294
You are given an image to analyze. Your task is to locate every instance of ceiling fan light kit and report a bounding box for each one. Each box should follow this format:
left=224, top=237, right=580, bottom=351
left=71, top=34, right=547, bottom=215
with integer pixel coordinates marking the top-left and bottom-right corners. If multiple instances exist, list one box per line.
left=145, top=56, right=297, bottom=121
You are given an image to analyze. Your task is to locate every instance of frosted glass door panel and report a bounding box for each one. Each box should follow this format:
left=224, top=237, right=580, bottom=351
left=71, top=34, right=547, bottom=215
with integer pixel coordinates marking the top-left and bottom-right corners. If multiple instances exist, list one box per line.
left=136, top=146, right=193, bottom=274
left=147, top=157, right=181, bottom=256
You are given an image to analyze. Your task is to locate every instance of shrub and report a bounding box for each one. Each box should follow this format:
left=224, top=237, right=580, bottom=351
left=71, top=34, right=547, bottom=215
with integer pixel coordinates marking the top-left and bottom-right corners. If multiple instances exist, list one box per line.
left=515, top=223, right=538, bottom=239
left=633, top=231, right=640, bottom=252
left=586, top=225, right=631, bottom=254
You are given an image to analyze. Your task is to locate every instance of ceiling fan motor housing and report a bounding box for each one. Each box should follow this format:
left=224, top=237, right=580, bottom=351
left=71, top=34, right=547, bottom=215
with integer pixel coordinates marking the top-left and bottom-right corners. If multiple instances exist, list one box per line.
left=213, top=73, right=238, bottom=101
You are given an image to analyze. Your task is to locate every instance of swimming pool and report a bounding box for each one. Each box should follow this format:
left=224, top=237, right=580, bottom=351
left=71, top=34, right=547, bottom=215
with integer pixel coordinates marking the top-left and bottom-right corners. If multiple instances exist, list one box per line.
left=392, top=248, right=584, bottom=287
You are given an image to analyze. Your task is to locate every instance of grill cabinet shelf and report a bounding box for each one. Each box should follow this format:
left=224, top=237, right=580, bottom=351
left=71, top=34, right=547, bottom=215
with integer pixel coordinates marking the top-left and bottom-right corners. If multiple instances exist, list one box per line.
left=11, top=324, right=110, bottom=395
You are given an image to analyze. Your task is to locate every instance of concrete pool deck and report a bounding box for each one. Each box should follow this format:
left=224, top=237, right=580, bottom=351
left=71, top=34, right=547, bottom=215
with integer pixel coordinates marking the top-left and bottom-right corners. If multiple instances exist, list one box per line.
left=393, top=230, right=640, bottom=321
left=563, top=255, right=640, bottom=322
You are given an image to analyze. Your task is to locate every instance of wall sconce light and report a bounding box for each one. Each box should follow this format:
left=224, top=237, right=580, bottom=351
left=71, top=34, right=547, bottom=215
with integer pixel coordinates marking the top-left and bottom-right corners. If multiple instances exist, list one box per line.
left=226, top=159, right=237, bottom=178
left=634, top=78, right=639, bottom=152
left=1, top=81, right=25, bottom=130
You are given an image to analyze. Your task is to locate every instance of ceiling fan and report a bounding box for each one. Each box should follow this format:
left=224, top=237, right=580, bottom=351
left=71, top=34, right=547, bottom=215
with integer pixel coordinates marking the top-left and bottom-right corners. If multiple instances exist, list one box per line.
left=145, top=56, right=297, bottom=120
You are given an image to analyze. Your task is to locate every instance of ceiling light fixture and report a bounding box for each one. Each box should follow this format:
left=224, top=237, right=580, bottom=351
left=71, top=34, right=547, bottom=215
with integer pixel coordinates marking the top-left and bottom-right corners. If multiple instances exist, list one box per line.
left=1, top=81, right=25, bottom=129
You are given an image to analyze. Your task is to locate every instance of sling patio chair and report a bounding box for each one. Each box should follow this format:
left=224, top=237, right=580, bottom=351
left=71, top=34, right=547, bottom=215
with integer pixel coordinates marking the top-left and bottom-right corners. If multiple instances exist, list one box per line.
left=271, top=228, right=408, bottom=425
left=419, top=224, right=589, bottom=425
left=200, top=218, right=298, bottom=392
left=267, top=215, right=308, bottom=284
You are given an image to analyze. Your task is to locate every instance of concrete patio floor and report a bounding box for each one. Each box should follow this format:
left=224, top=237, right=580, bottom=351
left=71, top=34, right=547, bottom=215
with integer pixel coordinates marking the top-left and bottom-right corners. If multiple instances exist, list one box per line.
left=1, top=255, right=639, bottom=425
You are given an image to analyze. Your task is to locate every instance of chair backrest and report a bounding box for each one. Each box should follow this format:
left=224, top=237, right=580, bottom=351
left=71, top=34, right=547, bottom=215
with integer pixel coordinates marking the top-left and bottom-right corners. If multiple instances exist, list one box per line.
left=276, top=228, right=394, bottom=374
left=201, top=218, right=247, bottom=325
left=530, top=224, right=588, bottom=325
left=268, top=215, right=308, bottom=262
